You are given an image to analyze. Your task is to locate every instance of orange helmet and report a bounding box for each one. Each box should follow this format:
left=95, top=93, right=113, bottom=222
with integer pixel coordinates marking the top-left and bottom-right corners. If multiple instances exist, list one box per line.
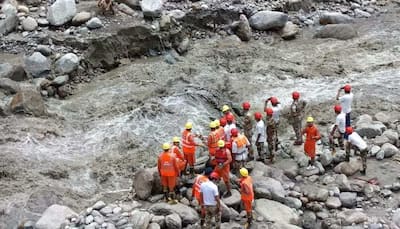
left=292, top=91, right=300, bottom=99
left=343, top=84, right=351, bottom=93
left=242, top=102, right=251, bottom=110
left=265, top=107, right=273, bottom=116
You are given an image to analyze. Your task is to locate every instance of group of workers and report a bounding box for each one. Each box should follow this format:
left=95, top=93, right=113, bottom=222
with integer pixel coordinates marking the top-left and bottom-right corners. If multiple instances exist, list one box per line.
left=157, top=83, right=369, bottom=228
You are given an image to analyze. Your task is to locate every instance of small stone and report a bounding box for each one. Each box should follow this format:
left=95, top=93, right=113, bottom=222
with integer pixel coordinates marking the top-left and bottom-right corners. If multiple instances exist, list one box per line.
left=326, top=197, right=342, bottom=209
left=381, top=189, right=392, bottom=198
left=22, top=16, right=38, bottom=31
left=99, top=206, right=113, bottom=215
left=37, top=18, right=49, bottom=26
left=113, top=207, right=122, bottom=214
left=17, top=5, right=30, bottom=13
left=36, top=45, right=52, bottom=56
left=85, top=215, right=94, bottom=224
left=339, top=192, right=357, bottom=208
left=72, top=11, right=91, bottom=25
left=86, top=17, right=103, bottom=29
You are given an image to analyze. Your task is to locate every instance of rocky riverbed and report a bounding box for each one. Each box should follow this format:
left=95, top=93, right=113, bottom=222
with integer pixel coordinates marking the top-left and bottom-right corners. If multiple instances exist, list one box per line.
left=1, top=0, right=400, bottom=227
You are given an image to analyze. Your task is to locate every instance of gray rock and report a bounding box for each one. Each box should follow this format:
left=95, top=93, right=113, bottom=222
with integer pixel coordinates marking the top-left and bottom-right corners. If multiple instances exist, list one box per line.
left=86, top=17, right=103, bottom=29
left=300, top=167, right=319, bottom=177
left=55, top=53, right=79, bottom=74
left=294, top=152, right=309, bottom=167
left=336, top=174, right=351, bottom=191
left=86, top=215, right=94, bottom=224
left=0, top=63, right=13, bottom=79
left=140, top=0, right=163, bottom=17
left=284, top=197, right=302, bottom=209
left=22, top=16, right=38, bottom=31
left=51, top=75, right=69, bottom=87
left=314, top=24, right=357, bottom=40
left=94, top=215, right=104, bottom=224
left=249, top=10, right=288, bottom=31
left=354, top=9, right=371, bottom=18
left=17, top=5, right=30, bottom=13
left=253, top=177, right=286, bottom=202
left=36, top=45, right=52, bottom=56
left=319, top=12, right=354, bottom=25
left=85, top=222, right=98, bottom=229
left=0, top=4, right=18, bottom=35
left=334, top=160, right=362, bottom=176
left=280, top=21, right=299, bottom=40
left=274, top=159, right=299, bottom=179
left=99, top=206, right=112, bottom=215
left=47, top=0, right=76, bottom=26
left=115, top=218, right=128, bottom=227
left=374, top=135, right=390, bottom=146
left=306, top=187, right=329, bottom=202
left=106, top=223, right=116, bottom=229
left=339, top=192, right=357, bottom=208
left=10, top=88, right=47, bottom=116
left=285, top=0, right=311, bottom=11
left=381, top=143, right=399, bottom=158
left=376, top=149, right=385, bottom=160
left=392, top=210, right=400, bottom=227
left=381, top=189, right=392, bottom=198
left=165, top=213, right=182, bottom=229
left=374, top=112, right=390, bottom=125
left=314, top=161, right=325, bottom=174
left=134, top=168, right=155, bottom=200
left=232, top=14, right=252, bottom=41
left=320, top=149, right=333, bottom=166
left=356, top=115, right=386, bottom=138
left=130, top=210, right=151, bottom=228
left=326, top=196, right=342, bottom=209
left=24, top=52, right=51, bottom=78
left=222, top=189, right=241, bottom=207
left=255, top=199, right=300, bottom=225
left=118, top=3, right=135, bottom=15
left=37, top=18, right=49, bottom=26
left=0, top=78, right=20, bottom=95
left=115, top=0, right=140, bottom=9
left=302, top=211, right=316, bottom=229
left=338, top=210, right=367, bottom=225
left=92, top=201, right=106, bottom=210
left=148, top=223, right=161, bottom=229
left=149, top=203, right=199, bottom=226
left=167, top=9, right=185, bottom=20
left=383, top=130, right=399, bottom=145
left=72, top=11, right=91, bottom=25
left=370, top=145, right=381, bottom=157
left=35, top=205, right=77, bottom=229
left=150, top=215, right=165, bottom=228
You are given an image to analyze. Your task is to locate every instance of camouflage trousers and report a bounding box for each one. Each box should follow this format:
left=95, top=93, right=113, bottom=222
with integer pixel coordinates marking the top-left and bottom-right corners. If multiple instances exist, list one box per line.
left=291, top=116, right=302, bottom=143
left=203, top=206, right=221, bottom=229
left=347, top=146, right=367, bottom=171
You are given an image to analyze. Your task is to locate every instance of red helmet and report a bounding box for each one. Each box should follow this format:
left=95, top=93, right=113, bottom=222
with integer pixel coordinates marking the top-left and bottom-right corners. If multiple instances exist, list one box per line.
left=242, top=102, right=251, bottom=110
left=292, top=91, right=300, bottom=99
left=210, top=172, right=220, bottom=180
left=231, top=128, right=239, bottom=137
left=270, top=97, right=278, bottom=105
left=346, top=126, right=353, bottom=134
left=254, top=112, right=262, bottom=120
left=226, top=113, right=234, bottom=122
left=343, top=84, right=351, bottom=93
left=334, top=105, right=342, bottom=113
left=265, top=107, right=273, bottom=116
left=220, top=117, right=227, bottom=127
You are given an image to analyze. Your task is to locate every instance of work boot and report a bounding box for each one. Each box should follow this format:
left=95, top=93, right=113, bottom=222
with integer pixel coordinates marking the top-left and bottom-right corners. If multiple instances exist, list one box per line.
left=244, top=213, right=252, bottom=229
left=345, top=154, right=350, bottom=162
left=189, top=167, right=195, bottom=177
left=269, top=154, right=275, bottom=163
left=168, top=192, right=178, bottom=205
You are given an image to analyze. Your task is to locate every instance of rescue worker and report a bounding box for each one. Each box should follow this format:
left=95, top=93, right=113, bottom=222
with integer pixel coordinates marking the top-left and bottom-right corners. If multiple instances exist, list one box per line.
left=231, top=128, right=250, bottom=174
left=192, top=167, right=213, bottom=227
left=222, top=105, right=235, bottom=123
left=265, top=107, right=276, bottom=163
left=214, top=140, right=232, bottom=197
left=217, top=118, right=226, bottom=141
left=200, top=171, right=221, bottom=229
left=171, top=136, right=186, bottom=176
left=346, top=127, right=368, bottom=175
left=238, top=168, right=254, bottom=229
left=207, top=121, right=219, bottom=167
left=182, top=122, right=202, bottom=176
left=242, top=102, right=254, bottom=160
left=224, top=113, right=237, bottom=143
left=290, top=91, right=307, bottom=145
left=336, top=84, right=353, bottom=138
left=158, top=143, right=180, bottom=204
left=329, top=105, right=345, bottom=154
left=302, top=117, right=321, bottom=170
left=265, top=97, right=281, bottom=148
left=254, top=112, right=266, bottom=162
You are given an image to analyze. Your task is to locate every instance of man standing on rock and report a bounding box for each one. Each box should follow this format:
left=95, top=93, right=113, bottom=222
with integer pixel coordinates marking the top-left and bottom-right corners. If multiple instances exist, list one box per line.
left=216, top=118, right=226, bottom=142
left=214, top=140, right=232, bottom=197
left=224, top=113, right=236, bottom=143
left=231, top=128, right=251, bottom=174
left=200, top=172, right=221, bottom=229
left=336, top=84, right=354, bottom=138
left=171, top=136, right=186, bottom=176
left=329, top=105, right=345, bottom=154
left=345, top=127, right=368, bottom=175
left=192, top=167, right=213, bottom=226
left=242, top=102, right=254, bottom=160
left=238, top=168, right=254, bottom=229
left=265, top=107, right=276, bottom=163
left=302, top=117, right=321, bottom=170
left=265, top=97, right=282, bottom=148
left=254, top=112, right=266, bottom=162
left=289, top=91, right=307, bottom=145
left=207, top=121, right=219, bottom=167
left=158, top=143, right=180, bottom=204
left=182, top=122, right=202, bottom=176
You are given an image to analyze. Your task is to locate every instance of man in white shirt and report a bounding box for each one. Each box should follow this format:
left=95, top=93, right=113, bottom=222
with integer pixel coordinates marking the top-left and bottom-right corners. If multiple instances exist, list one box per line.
left=254, top=112, right=266, bottom=162
left=336, top=84, right=354, bottom=139
left=231, top=128, right=251, bottom=172
left=200, top=172, right=221, bottom=229
left=346, top=127, right=368, bottom=175
left=224, top=113, right=237, bottom=142
left=329, top=105, right=346, bottom=154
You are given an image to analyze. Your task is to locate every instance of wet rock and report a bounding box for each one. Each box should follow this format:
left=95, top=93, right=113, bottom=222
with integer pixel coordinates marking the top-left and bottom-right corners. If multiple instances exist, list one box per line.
left=280, top=21, right=299, bottom=40
left=284, top=197, right=302, bottom=209
left=0, top=78, right=20, bottom=95
left=22, top=16, right=38, bottom=31
left=86, top=17, right=103, bottom=29
left=10, top=88, right=47, bottom=116
left=118, top=3, right=135, bottom=16
left=354, top=9, right=371, bottom=18
left=339, top=192, right=357, bottom=208
left=222, top=189, right=241, bottom=207
left=140, top=0, right=163, bottom=18
left=35, top=204, right=77, bottom=229
left=131, top=210, right=151, bottom=228
left=149, top=203, right=199, bottom=226
left=314, top=24, right=357, bottom=40
left=0, top=4, right=18, bottom=35
left=165, top=213, right=182, bottom=229
left=255, top=199, right=300, bottom=225
left=253, top=177, right=286, bottom=202
left=249, top=10, right=288, bottom=31
left=319, top=12, right=354, bottom=25
left=72, top=11, right=91, bottom=25
left=334, top=160, right=362, bottom=176
left=47, top=0, right=76, bottom=26
left=338, top=210, right=367, bottom=225
left=232, top=14, right=252, bottom=42
left=302, top=211, right=317, bottom=229
left=55, top=53, right=79, bottom=74
left=326, top=196, right=342, bottom=209
left=24, top=52, right=51, bottom=78
left=381, top=143, right=399, bottom=158
left=382, top=130, right=399, bottom=145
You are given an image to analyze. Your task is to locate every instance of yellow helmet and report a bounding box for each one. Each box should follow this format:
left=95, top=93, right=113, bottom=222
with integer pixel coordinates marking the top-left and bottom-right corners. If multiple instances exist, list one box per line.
left=307, top=116, right=314, bottom=123
left=209, top=121, right=217, bottom=129
left=214, top=119, right=220, bottom=127
left=162, top=143, right=171, bottom=150
left=172, top=136, right=180, bottom=143
left=222, top=105, right=230, bottom=112
left=240, top=167, right=249, bottom=177
left=185, top=122, right=193, bottom=129
left=217, top=140, right=225, bottom=148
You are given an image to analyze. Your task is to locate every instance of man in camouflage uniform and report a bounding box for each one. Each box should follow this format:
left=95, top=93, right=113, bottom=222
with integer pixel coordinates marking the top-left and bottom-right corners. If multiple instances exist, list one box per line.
left=242, top=102, right=254, bottom=160
left=290, top=91, right=307, bottom=145
left=265, top=108, right=276, bottom=163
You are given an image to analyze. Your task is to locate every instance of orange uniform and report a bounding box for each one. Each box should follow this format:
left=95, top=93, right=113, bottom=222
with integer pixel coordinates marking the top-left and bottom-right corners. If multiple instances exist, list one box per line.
left=214, top=147, right=232, bottom=183
left=158, top=151, right=179, bottom=191
left=192, top=175, right=209, bottom=202
left=182, top=129, right=197, bottom=166
left=240, top=176, right=254, bottom=213
left=171, top=145, right=186, bottom=174
left=216, top=127, right=225, bottom=141
left=302, top=124, right=321, bottom=159
left=207, top=130, right=219, bottom=157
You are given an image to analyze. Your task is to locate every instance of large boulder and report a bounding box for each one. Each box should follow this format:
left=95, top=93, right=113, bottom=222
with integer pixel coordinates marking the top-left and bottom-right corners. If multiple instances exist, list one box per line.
left=35, top=204, right=77, bottom=229
left=314, top=24, right=357, bottom=40
left=222, top=189, right=241, bottom=207
left=55, top=53, right=79, bottom=74
left=0, top=63, right=27, bottom=81
left=253, top=177, right=286, bottom=202
left=232, top=14, right=252, bottom=42
left=255, top=199, right=300, bottom=225
left=374, top=112, right=390, bottom=125
left=149, top=203, right=199, bottom=226
left=319, top=12, right=354, bottom=25
left=381, top=143, right=399, bottom=158
left=339, top=192, right=357, bottom=208
left=140, top=0, right=163, bottom=17
left=274, top=159, right=299, bottom=179
left=280, top=21, right=299, bottom=40
left=131, top=210, right=151, bottom=229
left=334, top=160, right=362, bottom=176
left=335, top=174, right=351, bottom=191
left=320, top=149, right=333, bottom=166
left=24, top=52, right=51, bottom=78
left=249, top=11, right=288, bottom=31
left=338, top=210, right=367, bottom=226
left=0, top=4, right=18, bottom=35
left=382, top=130, right=399, bottom=145
left=0, top=78, right=20, bottom=95
left=302, top=211, right=317, bottom=229
left=304, top=187, right=329, bottom=202
left=133, top=168, right=155, bottom=200
left=47, top=0, right=77, bottom=26
left=355, top=114, right=386, bottom=138
left=165, top=213, right=182, bottom=229
left=10, top=88, right=47, bottom=116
